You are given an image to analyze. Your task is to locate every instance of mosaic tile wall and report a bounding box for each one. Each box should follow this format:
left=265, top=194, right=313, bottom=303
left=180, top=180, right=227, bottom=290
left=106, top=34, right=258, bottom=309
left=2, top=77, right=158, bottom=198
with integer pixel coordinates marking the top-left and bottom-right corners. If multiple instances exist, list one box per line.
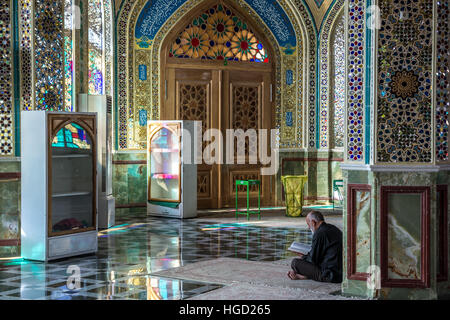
left=346, top=0, right=366, bottom=161
left=17, top=0, right=110, bottom=114
left=19, top=0, right=33, bottom=112
left=128, top=0, right=148, bottom=149
left=134, top=47, right=151, bottom=149
left=64, top=0, right=74, bottom=112
left=20, top=0, right=74, bottom=114
left=377, top=0, right=433, bottom=163
left=436, top=0, right=449, bottom=162
left=88, top=0, right=104, bottom=95
left=78, top=0, right=89, bottom=94
left=292, top=0, right=318, bottom=149
left=34, top=0, right=64, bottom=111
left=0, top=0, right=14, bottom=156
left=116, top=0, right=133, bottom=150
left=331, top=15, right=345, bottom=149
left=0, top=0, right=111, bottom=156
left=318, top=0, right=344, bottom=149
left=276, top=1, right=307, bottom=148
left=304, top=0, right=335, bottom=30
left=116, top=0, right=308, bottom=150
left=104, top=0, right=113, bottom=97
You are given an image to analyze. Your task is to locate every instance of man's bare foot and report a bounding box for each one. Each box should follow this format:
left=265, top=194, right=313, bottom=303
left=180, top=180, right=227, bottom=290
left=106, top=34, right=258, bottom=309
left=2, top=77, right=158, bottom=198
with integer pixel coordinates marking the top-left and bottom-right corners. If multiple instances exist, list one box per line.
left=287, top=270, right=307, bottom=280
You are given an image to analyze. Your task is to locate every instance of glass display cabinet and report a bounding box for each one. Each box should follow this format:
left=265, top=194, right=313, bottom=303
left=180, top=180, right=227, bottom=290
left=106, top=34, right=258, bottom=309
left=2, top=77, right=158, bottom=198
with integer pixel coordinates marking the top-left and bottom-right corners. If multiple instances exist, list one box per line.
left=147, top=120, right=197, bottom=218
left=21, top=111, right=98, bottom=261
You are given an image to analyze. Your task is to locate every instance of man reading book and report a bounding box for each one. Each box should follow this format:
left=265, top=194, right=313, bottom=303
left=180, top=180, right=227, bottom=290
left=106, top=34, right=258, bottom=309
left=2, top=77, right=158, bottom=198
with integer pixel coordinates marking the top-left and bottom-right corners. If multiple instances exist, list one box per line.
left=287, top=211, right=342, bottom=283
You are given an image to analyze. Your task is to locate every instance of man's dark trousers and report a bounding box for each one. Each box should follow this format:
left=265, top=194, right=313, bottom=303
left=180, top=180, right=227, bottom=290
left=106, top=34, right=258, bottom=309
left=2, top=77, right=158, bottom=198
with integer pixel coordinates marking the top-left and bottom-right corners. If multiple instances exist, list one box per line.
left=291, top=258, right=324, bottom=282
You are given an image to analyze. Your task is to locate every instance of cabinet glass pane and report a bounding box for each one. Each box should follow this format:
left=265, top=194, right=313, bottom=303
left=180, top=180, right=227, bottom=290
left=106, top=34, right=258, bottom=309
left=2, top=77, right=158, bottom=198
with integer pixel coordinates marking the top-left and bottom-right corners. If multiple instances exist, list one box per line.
left=149, top=126, right=180, bottom=202
left=51, top=123, right=94, bottom=233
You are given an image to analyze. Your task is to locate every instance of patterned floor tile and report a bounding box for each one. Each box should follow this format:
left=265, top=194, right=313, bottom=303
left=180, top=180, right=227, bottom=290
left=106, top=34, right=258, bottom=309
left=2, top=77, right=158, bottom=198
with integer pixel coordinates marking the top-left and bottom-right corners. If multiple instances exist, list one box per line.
left=0, top=213, right=312, bottom=300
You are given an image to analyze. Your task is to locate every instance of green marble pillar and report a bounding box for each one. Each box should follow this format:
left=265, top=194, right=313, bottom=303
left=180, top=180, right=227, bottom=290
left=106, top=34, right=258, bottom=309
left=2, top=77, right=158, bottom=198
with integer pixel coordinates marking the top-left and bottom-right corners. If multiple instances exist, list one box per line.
left=341, top=167, right=450, bottom=300
left=0, top=159, right=21, bottom=258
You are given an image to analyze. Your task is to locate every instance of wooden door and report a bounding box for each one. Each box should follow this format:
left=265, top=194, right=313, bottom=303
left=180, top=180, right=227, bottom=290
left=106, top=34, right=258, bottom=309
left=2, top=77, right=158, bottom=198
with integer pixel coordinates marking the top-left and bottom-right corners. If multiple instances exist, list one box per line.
left=221, top=70, right=273, bottom=208
left=163, top=67, right=273, bottom=209
left=163, top=68, right=221, bottom=208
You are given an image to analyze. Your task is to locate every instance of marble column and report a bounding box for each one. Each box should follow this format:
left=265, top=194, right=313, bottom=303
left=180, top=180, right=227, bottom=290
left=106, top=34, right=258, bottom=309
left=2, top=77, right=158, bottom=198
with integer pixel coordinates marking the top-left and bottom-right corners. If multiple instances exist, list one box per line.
left=341, top=0, right=450, bottom=299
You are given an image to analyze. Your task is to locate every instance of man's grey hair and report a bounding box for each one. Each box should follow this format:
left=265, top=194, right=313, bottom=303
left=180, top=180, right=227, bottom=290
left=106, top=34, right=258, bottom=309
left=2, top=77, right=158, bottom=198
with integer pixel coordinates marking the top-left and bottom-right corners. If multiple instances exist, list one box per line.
left=308, top=210, right=324, bottom=223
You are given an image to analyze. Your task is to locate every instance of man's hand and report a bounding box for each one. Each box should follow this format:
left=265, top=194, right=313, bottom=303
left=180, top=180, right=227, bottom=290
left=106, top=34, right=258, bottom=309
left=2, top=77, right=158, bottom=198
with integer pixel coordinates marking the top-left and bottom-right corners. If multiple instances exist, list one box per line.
left=296, top=252, right=304, bottom=258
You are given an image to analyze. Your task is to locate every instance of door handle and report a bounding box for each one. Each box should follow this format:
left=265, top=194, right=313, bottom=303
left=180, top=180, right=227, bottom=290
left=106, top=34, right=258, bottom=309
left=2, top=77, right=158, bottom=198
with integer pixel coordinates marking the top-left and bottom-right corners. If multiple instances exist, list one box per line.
left=270, top=84, right=272, bottom=102
left=165, top=80, right=168, bottom=100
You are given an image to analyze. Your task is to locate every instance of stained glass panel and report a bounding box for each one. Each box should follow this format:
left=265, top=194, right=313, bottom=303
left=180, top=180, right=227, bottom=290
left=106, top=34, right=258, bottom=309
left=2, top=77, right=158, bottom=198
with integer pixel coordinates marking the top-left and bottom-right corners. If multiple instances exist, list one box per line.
left=52, top=123, right=92, bottom=149
left=88, top=0, right=104, bottom=94
left=169, top=4, right=268, bottom=63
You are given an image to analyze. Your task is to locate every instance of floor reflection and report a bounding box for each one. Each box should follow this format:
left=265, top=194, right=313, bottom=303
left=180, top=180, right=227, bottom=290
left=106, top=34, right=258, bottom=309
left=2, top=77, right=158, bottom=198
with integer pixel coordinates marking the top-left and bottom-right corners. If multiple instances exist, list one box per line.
left=0, top=211, right=311, bottom=300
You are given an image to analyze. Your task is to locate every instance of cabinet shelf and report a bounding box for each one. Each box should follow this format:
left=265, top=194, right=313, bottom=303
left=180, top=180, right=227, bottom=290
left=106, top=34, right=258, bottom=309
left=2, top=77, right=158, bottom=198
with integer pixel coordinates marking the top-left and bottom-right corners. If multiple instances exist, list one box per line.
left=52, top=154, right=91, bottom=159
left=151, top=173, right=179, bottom=179
left=52, top=191, right=92, bottom=198
left=151, top=148, right=180, bottom=153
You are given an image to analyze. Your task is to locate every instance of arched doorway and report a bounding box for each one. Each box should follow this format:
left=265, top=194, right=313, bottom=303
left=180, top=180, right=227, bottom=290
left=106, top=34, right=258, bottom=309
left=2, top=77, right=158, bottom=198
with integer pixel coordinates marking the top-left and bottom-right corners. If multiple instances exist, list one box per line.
left=160, top=1, right=276, bottom=209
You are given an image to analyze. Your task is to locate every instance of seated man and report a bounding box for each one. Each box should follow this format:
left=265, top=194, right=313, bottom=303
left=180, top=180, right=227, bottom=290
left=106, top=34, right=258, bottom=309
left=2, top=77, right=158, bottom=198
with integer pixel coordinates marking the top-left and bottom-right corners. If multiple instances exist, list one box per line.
left=287, top=211, right=342, bottom=283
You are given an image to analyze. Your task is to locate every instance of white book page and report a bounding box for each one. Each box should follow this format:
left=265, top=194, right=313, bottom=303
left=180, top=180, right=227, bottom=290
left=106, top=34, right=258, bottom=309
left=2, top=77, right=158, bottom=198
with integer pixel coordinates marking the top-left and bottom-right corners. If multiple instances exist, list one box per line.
left=288, top=241, right=312, bottom=255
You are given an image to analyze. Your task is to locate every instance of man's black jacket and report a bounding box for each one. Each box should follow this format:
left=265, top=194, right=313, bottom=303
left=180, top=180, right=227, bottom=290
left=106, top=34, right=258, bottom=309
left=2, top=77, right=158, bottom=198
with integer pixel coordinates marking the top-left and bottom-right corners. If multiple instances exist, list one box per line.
left=302, top=222, right=343, bottom=283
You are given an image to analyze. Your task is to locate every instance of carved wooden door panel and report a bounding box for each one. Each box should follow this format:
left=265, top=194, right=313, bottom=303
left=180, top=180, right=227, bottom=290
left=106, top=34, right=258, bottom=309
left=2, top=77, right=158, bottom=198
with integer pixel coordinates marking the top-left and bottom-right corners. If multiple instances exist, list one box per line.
left=221, top=70, right=273, bottom=208
left=163, top=68, right=220, bottom=208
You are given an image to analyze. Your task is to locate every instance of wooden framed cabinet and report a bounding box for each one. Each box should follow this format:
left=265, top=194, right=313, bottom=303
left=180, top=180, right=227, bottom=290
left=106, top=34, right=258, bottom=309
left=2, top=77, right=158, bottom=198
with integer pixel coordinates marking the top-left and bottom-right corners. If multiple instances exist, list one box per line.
left=21, top=111, right=98, bottom=261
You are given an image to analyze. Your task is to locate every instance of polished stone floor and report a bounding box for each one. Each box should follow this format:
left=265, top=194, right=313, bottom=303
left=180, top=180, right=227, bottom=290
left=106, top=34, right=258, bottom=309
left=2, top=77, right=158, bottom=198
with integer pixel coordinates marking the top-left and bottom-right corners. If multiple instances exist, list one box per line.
left=0, top=209, right=314, bottom=300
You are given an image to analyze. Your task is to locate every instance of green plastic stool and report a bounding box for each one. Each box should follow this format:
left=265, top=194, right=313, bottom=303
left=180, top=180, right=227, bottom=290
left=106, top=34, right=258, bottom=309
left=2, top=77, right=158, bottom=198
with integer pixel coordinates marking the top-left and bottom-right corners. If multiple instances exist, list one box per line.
left=235, top=179, right=261, bottom=221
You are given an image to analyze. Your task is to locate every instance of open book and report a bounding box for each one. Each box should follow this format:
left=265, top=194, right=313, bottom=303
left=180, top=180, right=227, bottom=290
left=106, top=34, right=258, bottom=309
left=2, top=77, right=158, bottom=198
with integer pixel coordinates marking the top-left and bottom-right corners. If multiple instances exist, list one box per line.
left=288, top=241, right=311, bottom=255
